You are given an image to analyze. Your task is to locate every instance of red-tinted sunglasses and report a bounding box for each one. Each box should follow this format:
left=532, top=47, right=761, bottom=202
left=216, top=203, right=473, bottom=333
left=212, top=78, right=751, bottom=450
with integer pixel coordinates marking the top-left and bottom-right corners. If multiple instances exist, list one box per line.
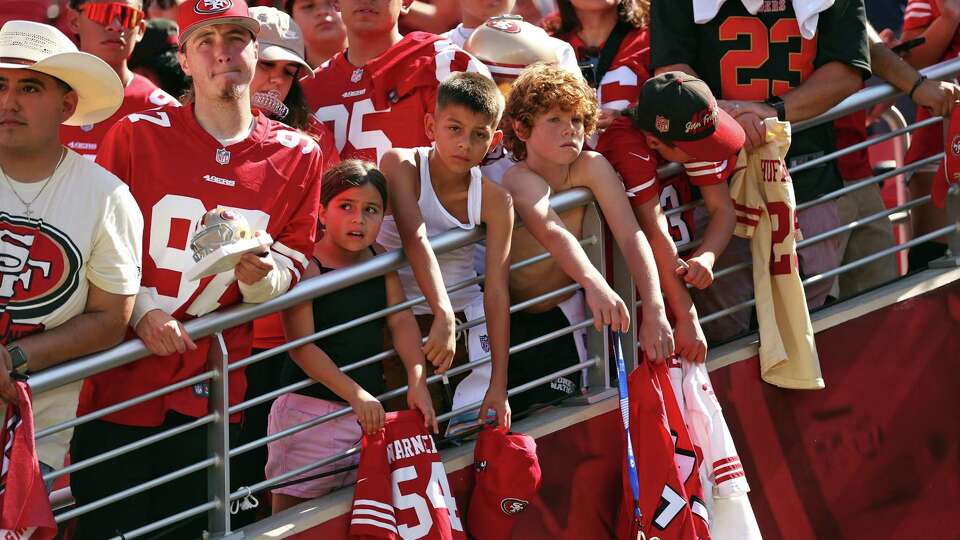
left=80, top=2, right=144, bottom=30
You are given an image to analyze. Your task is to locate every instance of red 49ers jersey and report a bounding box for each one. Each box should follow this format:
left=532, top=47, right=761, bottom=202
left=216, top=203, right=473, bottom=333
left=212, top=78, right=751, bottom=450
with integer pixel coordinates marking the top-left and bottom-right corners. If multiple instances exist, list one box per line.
left=554, top=26, right=650, bottom=112
left=60, top=74, right=178, bottom=159
left=595, top=116, right=734, bottom=246
left=303, top=32, right=490, bottom=165
left=903, top=0, right=960, bottom=61
left=351, top=410, right=465, bottom=540
left=78, top=105, right=323, bottom=427
left=618, top=360, right=708, bottom=540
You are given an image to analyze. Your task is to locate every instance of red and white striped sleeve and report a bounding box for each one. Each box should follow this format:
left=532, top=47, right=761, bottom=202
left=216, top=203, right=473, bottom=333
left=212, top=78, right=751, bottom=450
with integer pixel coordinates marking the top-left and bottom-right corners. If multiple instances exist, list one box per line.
left=903, top=0, right=937, bottom=32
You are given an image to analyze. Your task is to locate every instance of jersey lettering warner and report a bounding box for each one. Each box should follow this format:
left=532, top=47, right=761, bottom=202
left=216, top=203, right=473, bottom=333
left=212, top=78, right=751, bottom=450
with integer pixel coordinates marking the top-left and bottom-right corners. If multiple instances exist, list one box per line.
left=351, top=410, right=465, bottom=540
left=304, top=32, right=490, bottom=165
left=78, top=105, right=323, bottom=427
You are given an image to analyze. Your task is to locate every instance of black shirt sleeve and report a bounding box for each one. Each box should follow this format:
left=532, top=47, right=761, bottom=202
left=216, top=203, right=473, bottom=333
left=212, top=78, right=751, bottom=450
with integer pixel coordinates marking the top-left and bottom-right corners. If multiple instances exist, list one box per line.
left=650, top=0, right=699, bottom=72
left=814, top=0, right=872, bottom=79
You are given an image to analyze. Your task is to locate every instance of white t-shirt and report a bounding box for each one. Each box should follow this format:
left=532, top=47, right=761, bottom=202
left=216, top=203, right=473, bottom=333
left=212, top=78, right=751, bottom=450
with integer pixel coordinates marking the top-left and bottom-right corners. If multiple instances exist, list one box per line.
left=0, top=149, right=143, bottom=467
left=442, top=23, right=584, bottom=78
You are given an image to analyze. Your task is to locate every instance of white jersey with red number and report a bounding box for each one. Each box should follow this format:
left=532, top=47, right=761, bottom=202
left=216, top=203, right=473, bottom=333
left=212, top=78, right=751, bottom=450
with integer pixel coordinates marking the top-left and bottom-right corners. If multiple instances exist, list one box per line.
left=78, top=105, right=323, bottom=427
left=667, top=359, right=762, bottom=540
left=351, top=410, right=465, bottom=540
left=60, top=74, right=178, bottom=159
left=730, top=119, right=822, bottom=390
left=304, top=32, right=490, bottom=165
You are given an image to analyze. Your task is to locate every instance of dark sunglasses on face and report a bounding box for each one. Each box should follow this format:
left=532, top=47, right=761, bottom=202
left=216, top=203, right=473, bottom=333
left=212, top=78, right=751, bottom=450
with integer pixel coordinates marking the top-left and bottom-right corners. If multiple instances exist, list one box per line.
left=80, top=2, right=144, bottom=30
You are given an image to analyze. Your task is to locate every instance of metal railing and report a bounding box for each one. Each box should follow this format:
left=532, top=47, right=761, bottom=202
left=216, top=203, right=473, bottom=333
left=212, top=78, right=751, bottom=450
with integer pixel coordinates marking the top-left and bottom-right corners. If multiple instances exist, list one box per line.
left=24, top=57, right=960, bottom=539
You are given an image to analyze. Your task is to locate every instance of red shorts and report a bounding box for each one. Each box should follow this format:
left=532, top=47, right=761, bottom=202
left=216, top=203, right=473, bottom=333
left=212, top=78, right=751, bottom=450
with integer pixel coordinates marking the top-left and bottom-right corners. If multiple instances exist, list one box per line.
left=904, top=107, right=943, bottom=171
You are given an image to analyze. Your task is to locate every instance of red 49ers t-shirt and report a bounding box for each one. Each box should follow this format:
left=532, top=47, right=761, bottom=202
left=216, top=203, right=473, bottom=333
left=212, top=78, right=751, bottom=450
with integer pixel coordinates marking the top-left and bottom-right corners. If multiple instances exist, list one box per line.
left=79, top=105, right=323, bottom=427
left=554, top=26, right=650, bottom=113
left=351, top=410, right=465, bottom=539
left=595, top=116, right=735, bottom=245
left=303, top=32, right=490, bottom=165
left=60, top=74, right=178, bottom=159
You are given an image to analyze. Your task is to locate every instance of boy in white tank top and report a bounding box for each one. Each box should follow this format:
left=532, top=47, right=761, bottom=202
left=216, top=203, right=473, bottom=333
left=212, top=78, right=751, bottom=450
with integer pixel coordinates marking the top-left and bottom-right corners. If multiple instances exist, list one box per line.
left=377, top=72, right=513, bottom=435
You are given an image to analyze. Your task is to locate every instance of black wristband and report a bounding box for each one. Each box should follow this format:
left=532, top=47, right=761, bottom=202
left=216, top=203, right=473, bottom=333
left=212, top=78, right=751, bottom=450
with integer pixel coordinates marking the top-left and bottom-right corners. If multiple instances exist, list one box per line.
left=909, top=75, right=928, bottom=100
left=765, top=95, right=786, bottom=121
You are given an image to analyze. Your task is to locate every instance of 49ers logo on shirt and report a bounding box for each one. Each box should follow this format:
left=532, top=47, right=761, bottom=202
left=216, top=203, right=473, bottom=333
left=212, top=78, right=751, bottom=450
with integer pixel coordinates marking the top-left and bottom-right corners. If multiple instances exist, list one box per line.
left=951, top=135, right=960, bottom=157
left=194, top=0, right=232, bottom=14
left=0, top=214, right=82, bottom=323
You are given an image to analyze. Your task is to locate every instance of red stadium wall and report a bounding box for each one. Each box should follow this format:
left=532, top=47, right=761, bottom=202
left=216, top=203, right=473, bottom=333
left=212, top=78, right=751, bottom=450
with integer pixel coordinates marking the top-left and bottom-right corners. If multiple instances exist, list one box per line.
left=291, top=283, right=960, bottom=539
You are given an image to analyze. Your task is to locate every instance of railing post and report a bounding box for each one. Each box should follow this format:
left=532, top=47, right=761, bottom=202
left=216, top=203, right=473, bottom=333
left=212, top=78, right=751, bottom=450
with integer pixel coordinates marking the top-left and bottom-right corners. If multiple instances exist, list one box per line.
left=206, top=332, right=231, bottom=537
left=931, top=184, right=960, bottom=267
left=570, top=201, right=616, bottom=404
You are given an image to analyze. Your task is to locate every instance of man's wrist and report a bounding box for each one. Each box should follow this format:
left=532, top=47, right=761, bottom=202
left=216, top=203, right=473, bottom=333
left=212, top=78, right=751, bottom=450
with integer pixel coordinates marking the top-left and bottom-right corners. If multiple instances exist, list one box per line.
left=764, top=96, right=786, bottom=121
left=6, top=345, right=29, bottom=375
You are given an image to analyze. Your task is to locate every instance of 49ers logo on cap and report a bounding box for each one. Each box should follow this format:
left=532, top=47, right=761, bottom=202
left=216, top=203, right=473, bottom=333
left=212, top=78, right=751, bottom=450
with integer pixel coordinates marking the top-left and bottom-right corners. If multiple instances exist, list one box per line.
left=486, top=18, right=521, bottom=33
left=952, top=135, right=960, bottom=157
left=500, top=497, right=529, bottom=516
left=195, top=0, right=233, bottom=15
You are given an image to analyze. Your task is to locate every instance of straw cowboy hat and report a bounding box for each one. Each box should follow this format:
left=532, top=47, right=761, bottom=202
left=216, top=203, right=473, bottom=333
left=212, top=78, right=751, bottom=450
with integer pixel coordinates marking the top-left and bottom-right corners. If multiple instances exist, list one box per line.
left=0, top=20, right=123, bottom=126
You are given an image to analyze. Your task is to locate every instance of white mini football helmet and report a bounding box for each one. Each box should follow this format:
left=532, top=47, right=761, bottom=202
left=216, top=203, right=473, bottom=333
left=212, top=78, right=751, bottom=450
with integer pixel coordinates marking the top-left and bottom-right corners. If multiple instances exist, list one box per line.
left=190, top=208, right=252, bottom=262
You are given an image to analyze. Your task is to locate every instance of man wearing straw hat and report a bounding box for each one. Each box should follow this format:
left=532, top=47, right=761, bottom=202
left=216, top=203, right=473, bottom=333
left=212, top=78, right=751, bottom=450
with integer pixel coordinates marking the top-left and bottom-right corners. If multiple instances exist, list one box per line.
left=0, top=18, right=141, bottom=489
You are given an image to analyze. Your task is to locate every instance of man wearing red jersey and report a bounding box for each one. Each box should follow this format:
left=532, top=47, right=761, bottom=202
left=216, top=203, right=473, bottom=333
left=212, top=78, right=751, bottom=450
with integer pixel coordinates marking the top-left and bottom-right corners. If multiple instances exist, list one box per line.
left=302, top=0, right=491, bottom=166
left=60, top=0, right=178, bottom=159
left=69, top=1, right=323, bottom=537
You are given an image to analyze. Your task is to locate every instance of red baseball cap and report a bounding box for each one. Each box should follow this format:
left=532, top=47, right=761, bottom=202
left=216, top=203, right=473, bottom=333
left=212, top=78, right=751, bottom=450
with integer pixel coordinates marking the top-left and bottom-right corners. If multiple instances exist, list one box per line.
left=625, top=71, right=746, bottom=162
left=177, top=0, right=260, bottom=47
left=934, top=106, right=960, bottom=208
left=468, top=427, right=541, bottom=540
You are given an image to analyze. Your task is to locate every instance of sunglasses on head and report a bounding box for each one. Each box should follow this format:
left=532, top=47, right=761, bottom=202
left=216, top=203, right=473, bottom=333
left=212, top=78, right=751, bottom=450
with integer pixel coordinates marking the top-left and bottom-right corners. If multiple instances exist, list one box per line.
left=80, top=2, right=144, bottom=30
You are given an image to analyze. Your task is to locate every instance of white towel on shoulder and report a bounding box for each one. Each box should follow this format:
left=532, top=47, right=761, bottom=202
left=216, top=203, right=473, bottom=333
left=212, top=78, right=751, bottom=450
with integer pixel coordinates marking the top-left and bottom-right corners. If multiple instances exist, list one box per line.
left=692, top=0, right=834, bottom=39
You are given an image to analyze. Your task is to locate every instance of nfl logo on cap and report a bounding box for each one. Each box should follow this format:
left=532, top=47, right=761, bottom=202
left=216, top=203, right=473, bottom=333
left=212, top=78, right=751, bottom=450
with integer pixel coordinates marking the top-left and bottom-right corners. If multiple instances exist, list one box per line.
left=655, top=115, right=670, bottom=133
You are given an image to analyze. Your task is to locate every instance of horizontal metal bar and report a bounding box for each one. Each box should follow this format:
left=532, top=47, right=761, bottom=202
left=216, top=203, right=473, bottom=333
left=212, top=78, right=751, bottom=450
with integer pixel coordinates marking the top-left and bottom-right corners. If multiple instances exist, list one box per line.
left=229, top=282, right=585, bottom=416
left=55, top=458, right=217, bottom=523
left=710, top=196, right=931, bottom=283
left=790, top=115, right=942, bottom=175
left=43, top=415, right=216, bottom=483
left=797, top=154, right=942, bottom=211
left=27, top=188, right=598, bottom=394
left=34, top=371, right=216, bottom=440
left=804, top=224, right=959, bottom=287
left=107, top=501, right=219, bottom=540
left=231, top=356, right=599, bottom=502
left=792, top=57, right=960, bottom=132
left=436, top=358, right=599, bottom=422
left=700, top=224, right=959, bottom=325
left=229, top=318, right=595, bottom=458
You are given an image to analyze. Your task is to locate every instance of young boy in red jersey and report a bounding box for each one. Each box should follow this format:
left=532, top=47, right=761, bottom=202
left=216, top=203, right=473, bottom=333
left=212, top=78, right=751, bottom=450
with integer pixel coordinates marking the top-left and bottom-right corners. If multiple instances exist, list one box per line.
left=60, top=0, right=179, bottom=158
left=377, top=72, right=513, bottom=434
left=501, top=63, right=673, bottom=409
left=595, top=72, right=744, bottom=354
left=70, top=1, right=324, bottom=537
left=302, top=0, right=490, bottom=375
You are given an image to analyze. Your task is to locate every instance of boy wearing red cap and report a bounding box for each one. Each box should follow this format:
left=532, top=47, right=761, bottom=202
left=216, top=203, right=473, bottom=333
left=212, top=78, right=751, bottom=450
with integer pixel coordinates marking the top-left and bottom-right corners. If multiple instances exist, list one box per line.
left=60, top=0, right=179, bottom=158
left=70, top=1, right=323, bottom=536
left=595, top=71, right=746, bottom=359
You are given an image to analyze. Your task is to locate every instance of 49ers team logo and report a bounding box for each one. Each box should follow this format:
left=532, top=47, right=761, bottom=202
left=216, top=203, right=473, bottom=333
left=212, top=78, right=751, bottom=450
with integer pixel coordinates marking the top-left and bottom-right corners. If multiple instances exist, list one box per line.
left=500, top=497, right=529, bottom=515
left=486, top=17, right=521, bottom=33
left=194, top=0, right=232, bottom=15
left=952, top=135, right=960, bottom=157
left=0, top=213, right=82, bottom=333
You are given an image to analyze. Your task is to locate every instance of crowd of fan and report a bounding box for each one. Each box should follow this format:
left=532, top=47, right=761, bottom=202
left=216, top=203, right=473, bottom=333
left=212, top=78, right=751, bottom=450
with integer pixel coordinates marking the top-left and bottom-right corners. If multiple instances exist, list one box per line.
left=2, top=0, right=959, bottom=537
